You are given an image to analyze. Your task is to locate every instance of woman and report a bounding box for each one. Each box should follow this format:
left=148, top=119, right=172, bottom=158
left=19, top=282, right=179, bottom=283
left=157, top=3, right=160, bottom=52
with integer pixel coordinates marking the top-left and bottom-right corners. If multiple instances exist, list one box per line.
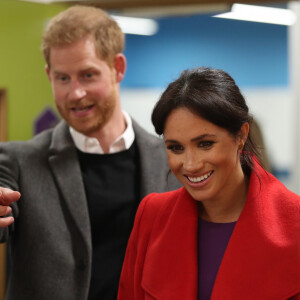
left=118, top=67, right=300, bottom=300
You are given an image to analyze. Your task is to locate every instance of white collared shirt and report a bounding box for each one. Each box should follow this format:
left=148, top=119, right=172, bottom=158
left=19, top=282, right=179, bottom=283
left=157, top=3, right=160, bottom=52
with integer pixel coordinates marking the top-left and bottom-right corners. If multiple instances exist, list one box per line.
left=69, top=111, right=135, bottom=154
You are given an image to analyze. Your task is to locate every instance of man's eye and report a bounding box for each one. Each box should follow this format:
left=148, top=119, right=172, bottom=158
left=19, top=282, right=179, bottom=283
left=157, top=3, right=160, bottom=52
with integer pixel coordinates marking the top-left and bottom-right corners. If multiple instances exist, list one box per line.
left=198, top=141, right=214, bottom=149
left=166, top=145, right=184, bottom=153
left=56, top=75, right=68, bottom=82
left=84, top=73, right=93, bottom=79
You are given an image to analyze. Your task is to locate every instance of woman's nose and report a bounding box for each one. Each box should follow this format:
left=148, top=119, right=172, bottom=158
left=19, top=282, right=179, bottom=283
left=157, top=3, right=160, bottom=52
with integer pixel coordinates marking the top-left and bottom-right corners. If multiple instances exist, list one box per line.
left=183, top=151, right=204, bottom=173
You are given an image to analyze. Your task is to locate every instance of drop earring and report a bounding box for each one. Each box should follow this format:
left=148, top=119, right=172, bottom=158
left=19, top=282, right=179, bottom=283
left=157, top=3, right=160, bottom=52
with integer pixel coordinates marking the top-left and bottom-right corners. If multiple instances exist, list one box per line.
left=239, top=142, right=244, bottom=153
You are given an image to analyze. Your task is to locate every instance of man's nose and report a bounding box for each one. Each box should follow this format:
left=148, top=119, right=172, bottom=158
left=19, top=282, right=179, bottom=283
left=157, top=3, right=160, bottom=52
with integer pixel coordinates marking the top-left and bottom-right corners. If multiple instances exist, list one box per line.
left=68, top=81, right=87, bottom=101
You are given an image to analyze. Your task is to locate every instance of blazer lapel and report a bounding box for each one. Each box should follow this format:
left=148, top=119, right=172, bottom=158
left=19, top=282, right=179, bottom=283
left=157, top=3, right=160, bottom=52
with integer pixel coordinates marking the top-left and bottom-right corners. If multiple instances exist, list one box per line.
left=141, top=188, right=199, bottom=299
left=212, top=163, right=300, bottom=299
left=133, top=119, right=165, bottom=198
left=132, top=119, right=180, bottom=199
left=48, top=121, right=91, bottom=252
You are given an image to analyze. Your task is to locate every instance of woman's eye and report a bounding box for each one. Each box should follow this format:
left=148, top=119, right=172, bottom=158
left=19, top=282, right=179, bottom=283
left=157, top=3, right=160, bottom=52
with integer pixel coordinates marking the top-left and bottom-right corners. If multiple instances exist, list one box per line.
left=198, top=141, right=214, bottom=149
left=167, top=144, right=184, bottom=153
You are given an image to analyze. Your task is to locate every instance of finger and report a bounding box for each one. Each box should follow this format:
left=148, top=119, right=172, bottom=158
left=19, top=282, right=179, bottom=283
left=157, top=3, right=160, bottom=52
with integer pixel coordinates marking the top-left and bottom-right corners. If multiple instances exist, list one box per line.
left=0, top=205, right=12, bottom=216
left=0, top=188, right=21, bottom=206
left=0, top=216, right=14, bottom=228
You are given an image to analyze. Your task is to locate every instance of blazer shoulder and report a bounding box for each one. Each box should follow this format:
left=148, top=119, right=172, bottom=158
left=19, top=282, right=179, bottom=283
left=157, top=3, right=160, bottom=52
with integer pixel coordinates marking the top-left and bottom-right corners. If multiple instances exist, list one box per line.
left=0, top=121, right=71, bottom=160
left=0, top=128, right=53, bottom=156
left=132, top=118, right=164, bottom=147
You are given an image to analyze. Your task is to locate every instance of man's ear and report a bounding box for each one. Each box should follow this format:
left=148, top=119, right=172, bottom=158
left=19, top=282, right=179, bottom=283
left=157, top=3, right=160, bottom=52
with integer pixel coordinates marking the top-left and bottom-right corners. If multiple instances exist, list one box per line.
left=45, top=65, right=51, bottom=81
left=114, top=53, right=126, bottom=83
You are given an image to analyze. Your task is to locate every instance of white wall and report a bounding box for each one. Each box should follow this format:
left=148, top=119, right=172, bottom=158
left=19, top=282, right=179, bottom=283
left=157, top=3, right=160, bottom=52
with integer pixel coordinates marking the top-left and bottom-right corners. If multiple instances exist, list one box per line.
left=288, top=1, right=300, bottom=195
left=121, top=87, right=296, bottom=192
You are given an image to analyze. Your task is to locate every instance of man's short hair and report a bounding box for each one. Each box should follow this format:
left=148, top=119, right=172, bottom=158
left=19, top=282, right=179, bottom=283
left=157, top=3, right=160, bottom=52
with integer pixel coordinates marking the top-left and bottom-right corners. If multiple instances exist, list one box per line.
left=42, top=5, right=125, bottom=67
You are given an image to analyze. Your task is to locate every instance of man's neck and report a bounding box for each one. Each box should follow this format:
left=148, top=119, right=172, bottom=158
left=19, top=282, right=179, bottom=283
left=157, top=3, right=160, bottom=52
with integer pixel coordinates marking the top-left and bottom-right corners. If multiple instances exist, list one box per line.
left=90, top=110, right=126, bottom=153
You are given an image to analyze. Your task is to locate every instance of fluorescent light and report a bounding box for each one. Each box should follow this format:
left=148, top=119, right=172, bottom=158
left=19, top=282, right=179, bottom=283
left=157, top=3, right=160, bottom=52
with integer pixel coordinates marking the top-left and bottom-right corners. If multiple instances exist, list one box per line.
left=111, top=15, right=159, bottom=36
left=213, top=3, right=297, bottom=26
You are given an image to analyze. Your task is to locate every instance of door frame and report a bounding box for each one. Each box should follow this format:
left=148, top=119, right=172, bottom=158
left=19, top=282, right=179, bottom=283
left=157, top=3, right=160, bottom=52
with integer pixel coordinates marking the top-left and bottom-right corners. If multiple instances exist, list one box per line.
left=0, top=88, right=7, bottom=299
left=0, top=89, right=7, bottom=141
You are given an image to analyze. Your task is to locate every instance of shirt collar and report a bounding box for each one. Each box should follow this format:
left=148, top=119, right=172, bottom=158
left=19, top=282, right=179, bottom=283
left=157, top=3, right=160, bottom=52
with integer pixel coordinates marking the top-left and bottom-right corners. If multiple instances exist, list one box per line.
left=69, top=111, right=135, bottom=154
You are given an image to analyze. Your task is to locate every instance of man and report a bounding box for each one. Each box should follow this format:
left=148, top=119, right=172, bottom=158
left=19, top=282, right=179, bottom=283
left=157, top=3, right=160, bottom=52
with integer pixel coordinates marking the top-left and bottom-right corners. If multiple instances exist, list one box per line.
left=0, top=5, right=180, bottom=300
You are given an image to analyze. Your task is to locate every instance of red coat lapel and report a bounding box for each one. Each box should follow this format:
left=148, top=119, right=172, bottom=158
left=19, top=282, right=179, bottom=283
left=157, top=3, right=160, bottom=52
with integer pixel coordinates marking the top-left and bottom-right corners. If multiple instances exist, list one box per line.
left=212, top=163, right=300, bottom=299
left=141, top=188, right=199, bottom=299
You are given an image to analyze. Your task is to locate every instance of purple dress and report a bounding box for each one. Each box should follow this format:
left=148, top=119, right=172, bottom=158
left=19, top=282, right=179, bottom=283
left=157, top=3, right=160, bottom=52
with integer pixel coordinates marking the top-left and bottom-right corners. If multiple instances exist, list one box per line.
left=197, top=218, right=236, bottom=300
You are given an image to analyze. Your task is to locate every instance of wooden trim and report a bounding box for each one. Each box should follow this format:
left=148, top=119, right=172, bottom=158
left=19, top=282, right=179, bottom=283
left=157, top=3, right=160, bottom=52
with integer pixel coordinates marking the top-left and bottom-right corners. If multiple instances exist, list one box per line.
left=0, top=89, right=7, bottom=142
left=0, top=89, right=7, bottom=300
left=0, top=244, right=6, bottom=300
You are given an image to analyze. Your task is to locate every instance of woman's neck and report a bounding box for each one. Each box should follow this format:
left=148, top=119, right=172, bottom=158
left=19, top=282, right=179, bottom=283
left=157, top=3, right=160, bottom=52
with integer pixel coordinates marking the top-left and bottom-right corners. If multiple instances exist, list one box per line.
left=199, top=174, right=249, bottom=223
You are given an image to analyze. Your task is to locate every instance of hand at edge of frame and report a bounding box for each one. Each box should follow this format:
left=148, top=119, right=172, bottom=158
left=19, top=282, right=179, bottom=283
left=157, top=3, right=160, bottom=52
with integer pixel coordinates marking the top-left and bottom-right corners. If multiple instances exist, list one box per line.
left=0, top=187, right=20, bottom=228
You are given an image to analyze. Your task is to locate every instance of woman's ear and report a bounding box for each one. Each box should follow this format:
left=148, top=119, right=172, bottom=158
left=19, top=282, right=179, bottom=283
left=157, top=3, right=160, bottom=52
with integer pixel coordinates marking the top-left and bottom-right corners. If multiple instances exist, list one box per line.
left=114, top=53, right=126, bottom=83
left=239, top=122, right=250, bottom=146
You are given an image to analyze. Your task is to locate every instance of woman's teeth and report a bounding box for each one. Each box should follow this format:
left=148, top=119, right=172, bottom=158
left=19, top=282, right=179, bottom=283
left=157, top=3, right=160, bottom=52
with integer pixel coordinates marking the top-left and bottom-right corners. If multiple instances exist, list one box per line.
left=187, top=171, right=213, bottom=183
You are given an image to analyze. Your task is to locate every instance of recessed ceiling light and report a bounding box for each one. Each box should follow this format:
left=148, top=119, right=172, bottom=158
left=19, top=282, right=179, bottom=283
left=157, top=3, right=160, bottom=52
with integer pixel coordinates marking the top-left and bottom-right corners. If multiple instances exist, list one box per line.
left=112, top=15, right=159, bottom=36
left=213, top=3, right=297, bottom=26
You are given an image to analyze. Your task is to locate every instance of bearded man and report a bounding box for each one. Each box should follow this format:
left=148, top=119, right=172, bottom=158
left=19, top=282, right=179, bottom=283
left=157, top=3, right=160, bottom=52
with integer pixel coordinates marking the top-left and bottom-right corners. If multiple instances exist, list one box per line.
left=0, top=5, right=180, bottom=300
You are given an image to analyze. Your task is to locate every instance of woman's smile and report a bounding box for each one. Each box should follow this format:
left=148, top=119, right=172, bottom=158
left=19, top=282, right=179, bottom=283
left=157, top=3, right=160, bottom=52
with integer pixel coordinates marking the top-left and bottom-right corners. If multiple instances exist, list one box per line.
left=185, top=170, right=214, bottom=184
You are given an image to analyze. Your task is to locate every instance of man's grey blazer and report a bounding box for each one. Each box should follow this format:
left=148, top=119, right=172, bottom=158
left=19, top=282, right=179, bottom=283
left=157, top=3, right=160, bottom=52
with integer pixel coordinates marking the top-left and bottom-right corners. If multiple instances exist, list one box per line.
left=0, top=119, right=181, bottom=300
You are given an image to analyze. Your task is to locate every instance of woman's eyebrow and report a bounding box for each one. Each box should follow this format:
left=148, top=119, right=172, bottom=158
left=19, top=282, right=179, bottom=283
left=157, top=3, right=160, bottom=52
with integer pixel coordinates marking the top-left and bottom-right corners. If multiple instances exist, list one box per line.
left=164, top=139, right=178, bottom=144
left=165, top=134, right=216, bottom=144
left=191, top=134, right=216, bottom=142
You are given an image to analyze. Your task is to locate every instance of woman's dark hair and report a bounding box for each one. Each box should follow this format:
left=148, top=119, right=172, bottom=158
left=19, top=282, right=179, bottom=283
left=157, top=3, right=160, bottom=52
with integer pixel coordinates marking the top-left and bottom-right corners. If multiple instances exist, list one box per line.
left=151, top=67, right=263, bottom=176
